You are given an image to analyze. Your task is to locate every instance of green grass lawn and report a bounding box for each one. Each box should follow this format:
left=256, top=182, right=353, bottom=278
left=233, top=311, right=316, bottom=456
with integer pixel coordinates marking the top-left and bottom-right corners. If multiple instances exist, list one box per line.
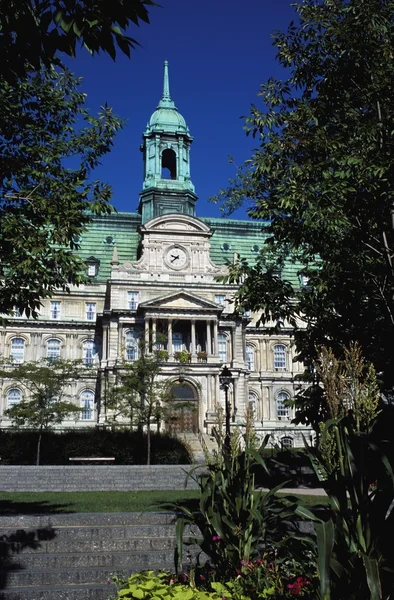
left=0, top=490, right=327, bottom=515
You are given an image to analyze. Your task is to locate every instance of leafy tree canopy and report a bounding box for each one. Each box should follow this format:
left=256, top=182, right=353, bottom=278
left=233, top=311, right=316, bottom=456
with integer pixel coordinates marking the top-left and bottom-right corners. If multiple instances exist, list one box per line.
left=214, top=0, right=394, bottom=409
left=0, top=0, right=156, bottom=82
left=0, top=358, right=84, bottom=464
left=0, top=66, right=124, bottom=318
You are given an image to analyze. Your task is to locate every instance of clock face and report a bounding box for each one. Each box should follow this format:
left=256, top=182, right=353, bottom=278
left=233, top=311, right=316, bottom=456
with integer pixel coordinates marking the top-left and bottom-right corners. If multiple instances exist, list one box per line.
left=165, top=246, right=189, bottom=270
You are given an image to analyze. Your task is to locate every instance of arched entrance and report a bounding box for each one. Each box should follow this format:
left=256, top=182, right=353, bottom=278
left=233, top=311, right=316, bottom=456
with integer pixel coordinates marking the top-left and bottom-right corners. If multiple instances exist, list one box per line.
left=166, top=381, right=198, bottom=433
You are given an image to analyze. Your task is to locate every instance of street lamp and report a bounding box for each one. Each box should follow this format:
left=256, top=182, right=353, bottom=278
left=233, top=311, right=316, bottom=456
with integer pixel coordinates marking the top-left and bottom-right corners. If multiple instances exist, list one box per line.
left=219, top=365, right=233, bottom=447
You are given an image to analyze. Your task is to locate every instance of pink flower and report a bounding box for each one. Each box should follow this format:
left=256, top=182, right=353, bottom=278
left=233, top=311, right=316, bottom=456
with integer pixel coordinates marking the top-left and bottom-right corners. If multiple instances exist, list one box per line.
left=213, top=535, right=221, bottom=542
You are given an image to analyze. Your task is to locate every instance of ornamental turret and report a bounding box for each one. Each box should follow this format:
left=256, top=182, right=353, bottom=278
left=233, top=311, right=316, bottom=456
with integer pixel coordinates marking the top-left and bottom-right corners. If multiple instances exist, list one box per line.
left=138, top=61, right=197, bottom=223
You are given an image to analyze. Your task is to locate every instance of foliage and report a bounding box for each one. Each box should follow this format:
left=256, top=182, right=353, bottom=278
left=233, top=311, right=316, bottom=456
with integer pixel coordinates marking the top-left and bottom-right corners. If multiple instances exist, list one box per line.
left=0, top=66, right=123, bottom=318
left=107, top=344, right=174, bottom=465
left=0, top=429, right=192, bottom=465
left=302, top=415, right=394, bottom=599
left=0, top=359, right=83, bottom=465
left=171, top=430, right=313, bottom=582
left=0, top=0, right=157, bottom=82
left=174, top=350, right=192, bottom=363
left=213, top=0, right=394, bottom=403
left=113, top=568, right=316, bottom=600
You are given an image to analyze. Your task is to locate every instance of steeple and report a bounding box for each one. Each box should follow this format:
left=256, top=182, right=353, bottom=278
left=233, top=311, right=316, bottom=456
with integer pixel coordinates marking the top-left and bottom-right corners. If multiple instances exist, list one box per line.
left=138, top=61, right=197, bottom=224
left=158, top=60, right=175, bottom=109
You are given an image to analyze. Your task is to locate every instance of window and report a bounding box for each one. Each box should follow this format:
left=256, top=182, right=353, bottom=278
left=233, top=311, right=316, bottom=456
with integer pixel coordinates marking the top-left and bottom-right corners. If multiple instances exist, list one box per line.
left=273, top=344, right=287, bottom=370
left=277, top=391, right=290, bottom=418
left=47, top=339, right=61, bottom=361
left=221, top=242, right=232, bottom=252
left=10, top=338, right=25, bottom=364
left=128, top=291, right=139, bottom=310
left=12, top=307, right=22, bottom=318
left=85, top=302, right=96, bottom=321
left=7, top=388, right=22, bottom=407
left=80, top=390, right=95, bottom=420
left=248, top=391, right=258, bottom=419
left=215, top=295, right=225, bottom=306
left=218, top=333, right=228, bottom=363
left=246, top=344, right=255, bottom=371
left=172, top=332, right=183, bottom=353
left=125, top=330, right=139, bottom=361
left=83, top=340, right=97, bottom=365
left=50, top=301, right=61, bottom=320
left=281, top=436, right=294, bottom=449
left=88, top=263, right=97, bottom=277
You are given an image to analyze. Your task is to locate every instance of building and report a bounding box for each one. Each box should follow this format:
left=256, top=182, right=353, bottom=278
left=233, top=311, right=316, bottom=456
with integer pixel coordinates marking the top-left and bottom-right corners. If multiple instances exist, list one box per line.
left=0, top=62, right=311, bottom=447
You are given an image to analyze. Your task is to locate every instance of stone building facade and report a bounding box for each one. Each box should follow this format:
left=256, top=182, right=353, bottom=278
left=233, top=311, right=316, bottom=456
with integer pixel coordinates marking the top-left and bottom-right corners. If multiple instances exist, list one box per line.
left=0, top=62, right=311, bottom=447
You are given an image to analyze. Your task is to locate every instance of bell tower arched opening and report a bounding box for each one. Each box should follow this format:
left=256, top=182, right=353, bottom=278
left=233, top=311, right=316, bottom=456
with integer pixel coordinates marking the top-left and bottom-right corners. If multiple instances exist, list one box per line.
left=161, top=148, right=177, bottom=179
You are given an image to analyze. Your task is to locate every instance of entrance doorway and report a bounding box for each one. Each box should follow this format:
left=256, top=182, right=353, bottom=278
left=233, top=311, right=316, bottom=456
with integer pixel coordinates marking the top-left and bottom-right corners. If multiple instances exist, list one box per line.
left=166, top=381, right=198, bottom=433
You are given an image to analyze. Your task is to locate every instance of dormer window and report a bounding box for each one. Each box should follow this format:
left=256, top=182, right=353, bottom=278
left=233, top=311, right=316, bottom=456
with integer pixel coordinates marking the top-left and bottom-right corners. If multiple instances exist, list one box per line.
left=86, top=257, right=100, bottom=278
left=221, top=243, right=232, bottom=252
left=88, top=264, right=96, bottom=277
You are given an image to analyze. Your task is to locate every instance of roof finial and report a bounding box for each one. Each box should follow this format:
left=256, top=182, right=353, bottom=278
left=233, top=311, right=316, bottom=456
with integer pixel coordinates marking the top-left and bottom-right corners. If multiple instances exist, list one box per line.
left=163, top=60, right=170, bottom=100
left=158, top=60, right=175, bottom=109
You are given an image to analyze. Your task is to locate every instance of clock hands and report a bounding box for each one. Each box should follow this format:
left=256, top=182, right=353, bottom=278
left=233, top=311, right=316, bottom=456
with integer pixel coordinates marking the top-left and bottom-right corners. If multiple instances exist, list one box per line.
left=170, top=254, right=180, bottom=262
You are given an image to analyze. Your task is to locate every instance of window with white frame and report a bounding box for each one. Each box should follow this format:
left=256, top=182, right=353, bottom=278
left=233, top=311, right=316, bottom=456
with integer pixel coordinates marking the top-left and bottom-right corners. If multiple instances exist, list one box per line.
left=128, top=291, right=139, bottom=310
left=277, top=391, right=290, bottom=418
left=47, top=338, right=61, bottom=361
left=273, top=344, right=287, bottom=370
left=82, top=340, right=97, bottom=365
left=215, top=295, right=225, bottom=306
left=7, top=388, right=22, bottom=407
left=80, top=389, right=95, bottom=420
left=85, top=302, right=96, bottom=321
left=281, top=436, right=294, bottom=449
left=125, top=330, right=139, bottom=361
left=218, top=333, right=228, bottom=363
left=10, top=338, right=25, bottom=364
left=87, top=263, right=97, bottom=277
left=248, top=391, right=258, bottom=419
left=50, top=301, right=61, bottom=320
left=246, top=344, right=255, bottom=371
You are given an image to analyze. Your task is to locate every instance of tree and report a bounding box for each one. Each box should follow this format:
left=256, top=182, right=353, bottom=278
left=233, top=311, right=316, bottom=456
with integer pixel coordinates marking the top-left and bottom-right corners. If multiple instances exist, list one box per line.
left=0, top=0, right=156, bottom=82
left=107, top=346, right=172, bottom=465
left=0, top=359, right=84, bottom=465
left=0, top=66, right=123, bottom=318
left=214, top=0, right=394, bottom=416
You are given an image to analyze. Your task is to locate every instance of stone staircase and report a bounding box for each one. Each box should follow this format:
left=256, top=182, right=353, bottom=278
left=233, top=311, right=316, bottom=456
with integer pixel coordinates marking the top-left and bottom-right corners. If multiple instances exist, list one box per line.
left=179, top=432, right=218, bottom=464
left=0, top=512, right=183, bottom=600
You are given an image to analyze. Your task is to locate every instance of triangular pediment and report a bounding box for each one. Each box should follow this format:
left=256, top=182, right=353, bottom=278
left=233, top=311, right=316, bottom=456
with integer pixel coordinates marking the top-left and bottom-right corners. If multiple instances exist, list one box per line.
left=140, top=290, right=222, bottom=312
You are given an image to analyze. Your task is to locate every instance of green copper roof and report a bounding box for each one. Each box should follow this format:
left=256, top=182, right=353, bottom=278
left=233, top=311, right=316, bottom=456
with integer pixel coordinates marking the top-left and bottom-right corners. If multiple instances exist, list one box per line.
left=145, top=61, right=189, bottom=135
left=76, top=213, right=303, bottom=287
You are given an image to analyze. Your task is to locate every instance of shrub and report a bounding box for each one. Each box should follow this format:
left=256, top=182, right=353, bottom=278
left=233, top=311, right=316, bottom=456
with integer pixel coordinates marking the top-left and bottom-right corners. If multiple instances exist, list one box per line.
left=0, top=429, right=192, bottom=465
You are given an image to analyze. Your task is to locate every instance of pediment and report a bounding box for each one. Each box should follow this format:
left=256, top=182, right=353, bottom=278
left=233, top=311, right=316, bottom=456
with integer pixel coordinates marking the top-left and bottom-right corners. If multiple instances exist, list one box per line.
left=142, top=214, right=211, bottom=234
left=140, top=290, right=221, bottom=311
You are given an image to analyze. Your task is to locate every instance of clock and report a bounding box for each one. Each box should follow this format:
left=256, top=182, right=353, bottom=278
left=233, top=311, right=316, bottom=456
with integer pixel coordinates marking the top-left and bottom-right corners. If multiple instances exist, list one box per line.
left=164, top=245, right=189, bottom=270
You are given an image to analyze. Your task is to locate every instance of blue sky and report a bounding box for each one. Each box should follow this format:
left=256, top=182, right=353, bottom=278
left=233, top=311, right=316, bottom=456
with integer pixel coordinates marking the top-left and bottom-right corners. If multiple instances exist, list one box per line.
left=66, top=0, right=296, bottom=219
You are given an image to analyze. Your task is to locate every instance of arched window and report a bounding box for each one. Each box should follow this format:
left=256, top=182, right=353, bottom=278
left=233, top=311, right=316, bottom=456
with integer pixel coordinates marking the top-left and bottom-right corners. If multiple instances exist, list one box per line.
left=248, top=391, right=258, bottom=420
left=218, top=333, right=228, bottom=363
left=125, top=330, right=139, bottom=361
left=281, top=436, right=294, bottom=449
left=277, top=391, right=290, bottom=418
left=7, top=388, right=22, bottom=407
left=82, top=340, right=97, bottom=365
left=47, top=338, right=61, bottom=361
left=80, top=390, right=95, bottom=420
left=246, top=344, right=255, bottom=371
left=161, top=148, right=177, bottom=179
left=273, top=344, right=287, bottom=370
left=10, top=338, right=25, bottom=363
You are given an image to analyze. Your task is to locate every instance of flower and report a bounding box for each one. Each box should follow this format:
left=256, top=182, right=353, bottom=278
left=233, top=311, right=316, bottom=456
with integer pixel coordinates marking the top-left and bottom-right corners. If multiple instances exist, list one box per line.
left=212, top=535, right=221, bottom=541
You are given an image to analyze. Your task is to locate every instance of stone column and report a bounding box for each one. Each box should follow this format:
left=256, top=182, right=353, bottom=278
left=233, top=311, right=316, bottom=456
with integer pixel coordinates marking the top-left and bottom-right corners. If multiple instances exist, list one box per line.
left=145, top=318, right=150, bottom=353
left=191, top=319, right=196, bottom=355
left=206, top=320, right=212, bottom=355
left=206, top=374, right=211, bottom=410
left=168, top=319, right=173, bottom=357
left=233, top=376, right=239, bottom=421
left=213, top=321, right=219, bottom=357
left=231, top=327, right=236, bottom=365
left=102, top=326, right=108, bottom=361
left=152, top=318, right=157, bottom=348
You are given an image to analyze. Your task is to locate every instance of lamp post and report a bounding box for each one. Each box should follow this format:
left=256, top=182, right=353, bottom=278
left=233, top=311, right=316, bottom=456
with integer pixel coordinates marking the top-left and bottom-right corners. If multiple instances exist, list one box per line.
left=219, top=365, right=233, bottom=448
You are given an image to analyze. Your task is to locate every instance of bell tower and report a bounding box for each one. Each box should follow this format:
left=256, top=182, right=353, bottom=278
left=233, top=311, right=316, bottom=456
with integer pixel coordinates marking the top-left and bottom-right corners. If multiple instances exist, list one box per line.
left=138, top=61, right=197, bottom=223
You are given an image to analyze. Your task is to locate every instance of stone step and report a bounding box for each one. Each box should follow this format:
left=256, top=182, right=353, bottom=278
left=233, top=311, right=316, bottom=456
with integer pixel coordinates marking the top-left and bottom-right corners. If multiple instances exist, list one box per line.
left=0, top=584, right=115, bottom=600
